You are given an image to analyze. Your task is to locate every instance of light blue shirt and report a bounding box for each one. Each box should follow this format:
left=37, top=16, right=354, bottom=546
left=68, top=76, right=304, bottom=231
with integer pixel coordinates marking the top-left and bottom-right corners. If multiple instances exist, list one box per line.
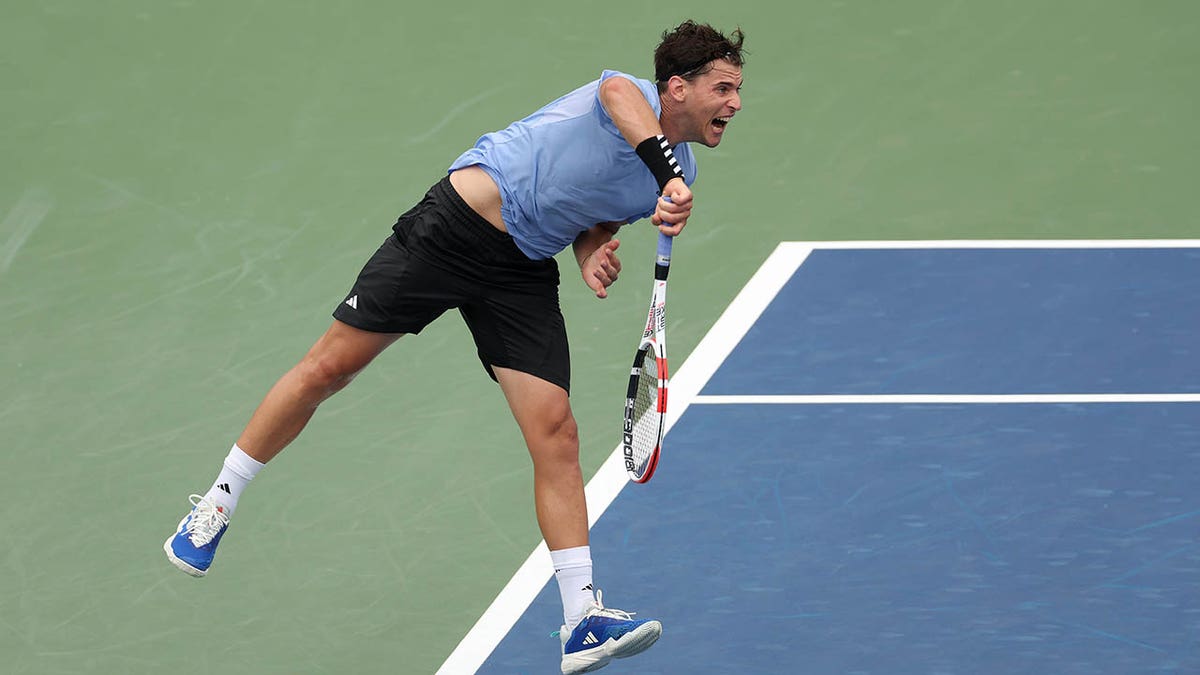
left=449, top=70, right=697, bottom=260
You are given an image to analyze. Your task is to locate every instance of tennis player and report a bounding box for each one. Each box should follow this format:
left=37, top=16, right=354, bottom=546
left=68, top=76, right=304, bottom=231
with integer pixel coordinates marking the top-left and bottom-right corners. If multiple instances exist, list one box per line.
left=164, top=20, right=744, bottom=673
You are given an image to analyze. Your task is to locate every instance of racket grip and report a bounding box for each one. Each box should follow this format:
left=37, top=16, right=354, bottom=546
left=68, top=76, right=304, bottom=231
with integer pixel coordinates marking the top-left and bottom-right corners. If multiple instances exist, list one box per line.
left=656, top=195, right=675, bottom=259
left=657, top=231, right=673, bottom=260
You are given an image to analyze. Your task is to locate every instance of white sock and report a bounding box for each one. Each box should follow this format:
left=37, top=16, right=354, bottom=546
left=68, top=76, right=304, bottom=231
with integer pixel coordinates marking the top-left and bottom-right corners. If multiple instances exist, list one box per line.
left=202, top=444, right=265, bottom=516
left=551, top=546, right=595, bottom=632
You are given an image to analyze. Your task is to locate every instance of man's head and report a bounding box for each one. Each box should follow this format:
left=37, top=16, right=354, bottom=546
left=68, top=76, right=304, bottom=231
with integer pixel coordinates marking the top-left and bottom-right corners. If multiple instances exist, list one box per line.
left=654, top=21, right=745, bottom=148
left=654, top=21, right=746, bottom=87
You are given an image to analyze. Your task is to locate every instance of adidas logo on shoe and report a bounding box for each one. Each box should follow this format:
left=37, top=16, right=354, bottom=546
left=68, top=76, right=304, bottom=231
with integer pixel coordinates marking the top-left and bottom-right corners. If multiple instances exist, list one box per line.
left=582, top=632, right=599, bottom=646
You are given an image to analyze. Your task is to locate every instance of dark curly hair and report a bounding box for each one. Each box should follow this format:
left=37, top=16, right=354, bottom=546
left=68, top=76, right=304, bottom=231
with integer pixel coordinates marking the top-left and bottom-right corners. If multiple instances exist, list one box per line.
left=654, top=21, right=746, bottom=91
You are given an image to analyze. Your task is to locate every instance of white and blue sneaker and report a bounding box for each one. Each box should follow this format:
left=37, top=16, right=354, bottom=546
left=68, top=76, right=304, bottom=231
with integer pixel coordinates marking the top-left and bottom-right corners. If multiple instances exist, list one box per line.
left=163, top=494, right=230, bottom=577
left=558, top=591, right=662, bottom=674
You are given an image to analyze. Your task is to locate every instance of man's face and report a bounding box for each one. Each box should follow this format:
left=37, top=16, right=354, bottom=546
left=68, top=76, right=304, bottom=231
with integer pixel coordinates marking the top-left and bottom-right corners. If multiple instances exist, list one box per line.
left=677, top=61, right=743, bottom=148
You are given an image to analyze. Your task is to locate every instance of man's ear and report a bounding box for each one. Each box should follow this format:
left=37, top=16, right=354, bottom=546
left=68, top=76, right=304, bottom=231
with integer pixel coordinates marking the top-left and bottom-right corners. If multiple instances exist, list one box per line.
left=665, top=75, right=688, bottom=102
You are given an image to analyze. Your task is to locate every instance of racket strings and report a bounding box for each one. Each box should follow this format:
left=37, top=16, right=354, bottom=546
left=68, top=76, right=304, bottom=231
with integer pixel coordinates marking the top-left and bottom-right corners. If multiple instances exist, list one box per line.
left=628, top=346, right=662, bottom=472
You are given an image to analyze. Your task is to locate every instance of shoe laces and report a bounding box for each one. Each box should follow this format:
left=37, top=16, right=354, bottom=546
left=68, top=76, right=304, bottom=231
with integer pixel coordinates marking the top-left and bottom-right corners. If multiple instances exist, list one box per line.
left=184, top=494, right=229, bottom=546
left=585, top=590, right=636, bottom=622
left=550, top=590, right=640, bottom=640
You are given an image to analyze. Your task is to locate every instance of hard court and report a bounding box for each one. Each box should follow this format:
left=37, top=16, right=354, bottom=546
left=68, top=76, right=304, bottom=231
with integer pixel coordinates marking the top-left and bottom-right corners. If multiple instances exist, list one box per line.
left=2, top=2, right=1197, bottom=673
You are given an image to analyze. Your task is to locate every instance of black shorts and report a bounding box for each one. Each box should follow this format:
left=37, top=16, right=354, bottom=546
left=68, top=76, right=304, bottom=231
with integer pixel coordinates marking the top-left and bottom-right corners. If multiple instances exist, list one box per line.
left=332, top=177, right=570, bottom=392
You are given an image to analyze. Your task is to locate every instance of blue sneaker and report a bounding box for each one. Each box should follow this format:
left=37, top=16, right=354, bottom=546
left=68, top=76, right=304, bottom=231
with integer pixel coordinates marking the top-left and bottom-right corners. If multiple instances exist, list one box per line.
left=163, top=494, right=230, bottom=577
left=558, top=591, right=662, bottom=674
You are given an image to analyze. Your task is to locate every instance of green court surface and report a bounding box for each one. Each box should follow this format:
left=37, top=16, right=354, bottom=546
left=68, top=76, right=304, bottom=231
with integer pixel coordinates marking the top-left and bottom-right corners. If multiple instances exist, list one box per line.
left=2, top=2, right=1196, bottom=673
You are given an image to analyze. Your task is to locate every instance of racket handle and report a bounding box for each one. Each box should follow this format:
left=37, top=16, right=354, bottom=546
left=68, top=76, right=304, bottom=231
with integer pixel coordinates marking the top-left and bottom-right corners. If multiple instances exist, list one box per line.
left=656, top=230, right=673, bottom=261
left=656, top=195, right=675, bottom=261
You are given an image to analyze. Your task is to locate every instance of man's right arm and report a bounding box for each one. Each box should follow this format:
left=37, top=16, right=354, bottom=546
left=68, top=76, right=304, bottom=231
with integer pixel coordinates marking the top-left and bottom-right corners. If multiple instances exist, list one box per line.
left=598, top=76, right=692, bottom=235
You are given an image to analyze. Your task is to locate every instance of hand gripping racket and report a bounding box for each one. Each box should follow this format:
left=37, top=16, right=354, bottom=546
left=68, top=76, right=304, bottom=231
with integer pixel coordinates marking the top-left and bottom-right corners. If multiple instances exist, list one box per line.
left=623, top=231, right=672, bottom=483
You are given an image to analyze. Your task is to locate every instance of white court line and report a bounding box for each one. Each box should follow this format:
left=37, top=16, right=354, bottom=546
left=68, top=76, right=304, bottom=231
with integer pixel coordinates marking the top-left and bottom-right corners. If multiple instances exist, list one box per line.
left=694, top=394, right=1200, bottom=405
left=781, top=239, right=1200, bottom=250
left=437, top=239, right=1200, bottom=674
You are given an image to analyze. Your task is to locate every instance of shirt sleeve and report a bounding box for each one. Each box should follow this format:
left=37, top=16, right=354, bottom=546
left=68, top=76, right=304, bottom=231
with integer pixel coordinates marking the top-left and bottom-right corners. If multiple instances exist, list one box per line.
left=595, top=70, right=662, bottom=125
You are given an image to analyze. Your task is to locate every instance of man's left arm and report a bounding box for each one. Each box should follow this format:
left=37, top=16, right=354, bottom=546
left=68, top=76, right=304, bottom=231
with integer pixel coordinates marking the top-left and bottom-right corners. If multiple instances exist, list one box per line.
left=574, top=221, right=624, bottom=299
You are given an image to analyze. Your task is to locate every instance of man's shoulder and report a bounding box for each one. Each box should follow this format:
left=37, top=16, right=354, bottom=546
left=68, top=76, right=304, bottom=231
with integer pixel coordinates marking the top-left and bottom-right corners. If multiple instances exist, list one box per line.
left=599, top=69, right=651, bottom=84
left=595, top=69, right=661, bottom=117
left=598, top=69, right=657, bottom=94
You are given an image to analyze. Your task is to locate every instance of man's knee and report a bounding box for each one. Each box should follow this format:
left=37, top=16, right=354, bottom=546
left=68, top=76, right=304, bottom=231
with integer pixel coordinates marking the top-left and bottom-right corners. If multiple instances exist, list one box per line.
left=530, top=409, right=580, bottom=470
left=296, top=352, right=359, bottom=396
left=547, top=411, right=580, bottom=448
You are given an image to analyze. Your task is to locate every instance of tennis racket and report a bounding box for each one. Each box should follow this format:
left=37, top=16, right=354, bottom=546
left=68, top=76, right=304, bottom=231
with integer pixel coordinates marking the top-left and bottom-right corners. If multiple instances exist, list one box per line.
left=623, top=231, right=672, bottom=483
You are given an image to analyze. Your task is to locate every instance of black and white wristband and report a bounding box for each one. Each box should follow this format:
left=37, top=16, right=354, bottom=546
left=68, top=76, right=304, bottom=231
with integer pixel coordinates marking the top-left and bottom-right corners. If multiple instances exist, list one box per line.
left=635, top=135, right=684, bottom=193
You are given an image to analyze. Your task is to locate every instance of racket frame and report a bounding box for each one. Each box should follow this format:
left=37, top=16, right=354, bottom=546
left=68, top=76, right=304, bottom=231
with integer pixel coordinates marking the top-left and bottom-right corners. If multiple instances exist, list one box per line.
left=623, top=232, right=672, bottom=483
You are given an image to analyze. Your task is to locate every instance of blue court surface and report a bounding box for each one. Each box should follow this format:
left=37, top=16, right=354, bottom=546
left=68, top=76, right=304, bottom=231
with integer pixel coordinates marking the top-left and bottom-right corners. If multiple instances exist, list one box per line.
left=468, top=242, right=1200, bottom=674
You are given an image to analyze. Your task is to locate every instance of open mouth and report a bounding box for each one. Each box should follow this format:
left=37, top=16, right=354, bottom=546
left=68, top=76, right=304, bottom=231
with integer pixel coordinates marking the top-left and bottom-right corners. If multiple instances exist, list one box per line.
left=712, top=116, right=732, bottom=131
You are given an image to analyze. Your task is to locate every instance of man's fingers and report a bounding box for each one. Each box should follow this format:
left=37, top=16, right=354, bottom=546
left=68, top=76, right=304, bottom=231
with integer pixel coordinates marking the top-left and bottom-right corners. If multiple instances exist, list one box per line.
left=654, top=184, right=691, bottom=235
left=591, top=270, right=610, bottom=298
left=598, top=240, right=620, bottom=276
left=663, top=178, right=692, bottom=204
left=658, top=198, right=686, bottom=214
left=592, top=259, right=617, bottom=287
left=660, top=194, right=691, bottom=210
left=663, top=183, right=694, bottom=209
